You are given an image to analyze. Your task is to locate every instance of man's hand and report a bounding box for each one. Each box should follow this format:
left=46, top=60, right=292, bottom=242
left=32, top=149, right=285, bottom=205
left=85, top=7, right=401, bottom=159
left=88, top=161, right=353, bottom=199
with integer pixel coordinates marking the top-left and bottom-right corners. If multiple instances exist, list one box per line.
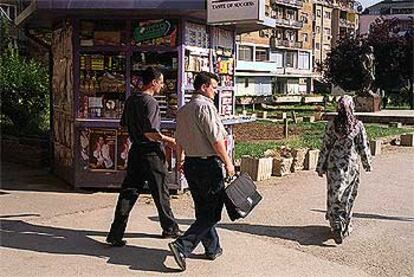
left=165, top=138, right=176, bottom=149
left=175, top=160, right=184, bottom=173
left=225, top=162, right=235, bottom=177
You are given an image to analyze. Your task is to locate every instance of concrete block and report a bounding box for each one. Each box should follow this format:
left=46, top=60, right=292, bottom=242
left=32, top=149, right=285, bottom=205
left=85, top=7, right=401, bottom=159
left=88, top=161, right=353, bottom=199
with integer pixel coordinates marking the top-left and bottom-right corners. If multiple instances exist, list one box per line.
left=400, top=134, right=414, bottom=147
left=241, top=156, right=273, bottom=181
left=370, top=140, right=382, bottom=156
left=304, top=149, right=320, bottom=170
left=259, top=111, right=268, bottom=119
left=296, top=117, right=304, bottom=123
left=272, top=157, right=293, bottom=177
left=303, top=116, right=315, bottom=123
left=277, top=112, right=287, bottom=120
left=291, top=148, right=308, bottom=172
left=389, top=122, right=402, bottom=128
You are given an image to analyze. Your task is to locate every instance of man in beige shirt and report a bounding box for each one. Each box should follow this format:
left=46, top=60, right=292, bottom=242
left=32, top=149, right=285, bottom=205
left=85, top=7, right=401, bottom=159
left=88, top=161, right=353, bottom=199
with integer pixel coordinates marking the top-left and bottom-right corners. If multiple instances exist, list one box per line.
left=168, top=71, right=235, bottom=271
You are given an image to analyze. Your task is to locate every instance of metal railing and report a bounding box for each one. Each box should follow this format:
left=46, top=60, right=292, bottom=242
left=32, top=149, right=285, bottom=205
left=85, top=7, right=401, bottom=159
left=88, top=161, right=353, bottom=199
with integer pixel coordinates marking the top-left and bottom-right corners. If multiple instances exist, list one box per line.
left=274, top=18, right=304, bottom=28
left=271, top=0, right=304, bottom=8
left=272, top=38, right=303, bottom=49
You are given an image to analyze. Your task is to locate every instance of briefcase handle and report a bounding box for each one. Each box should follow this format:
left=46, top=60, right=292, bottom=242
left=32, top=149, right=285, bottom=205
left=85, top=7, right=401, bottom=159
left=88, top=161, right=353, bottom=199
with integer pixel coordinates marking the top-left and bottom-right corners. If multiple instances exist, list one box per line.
left=224, top=173, right=239, bottom=184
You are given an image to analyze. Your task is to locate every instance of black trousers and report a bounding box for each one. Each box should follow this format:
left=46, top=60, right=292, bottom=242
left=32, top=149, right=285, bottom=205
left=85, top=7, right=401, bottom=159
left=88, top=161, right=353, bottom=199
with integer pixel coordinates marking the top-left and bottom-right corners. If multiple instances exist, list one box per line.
left=175, top=156, right=224, bottom=257
left=107, top=145, right=178, bottom=241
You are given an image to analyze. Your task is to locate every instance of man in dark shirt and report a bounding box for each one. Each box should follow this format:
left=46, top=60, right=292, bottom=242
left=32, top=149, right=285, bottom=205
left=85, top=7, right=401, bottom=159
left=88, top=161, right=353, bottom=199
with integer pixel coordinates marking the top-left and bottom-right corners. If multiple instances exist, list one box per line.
left=106, top=67, right=182, bottom=247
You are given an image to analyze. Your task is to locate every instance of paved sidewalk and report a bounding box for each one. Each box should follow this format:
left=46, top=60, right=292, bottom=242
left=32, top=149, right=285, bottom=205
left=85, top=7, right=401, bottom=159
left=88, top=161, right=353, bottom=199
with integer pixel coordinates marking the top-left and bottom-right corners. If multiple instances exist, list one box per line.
left=1, top=147, right=413, bottom=276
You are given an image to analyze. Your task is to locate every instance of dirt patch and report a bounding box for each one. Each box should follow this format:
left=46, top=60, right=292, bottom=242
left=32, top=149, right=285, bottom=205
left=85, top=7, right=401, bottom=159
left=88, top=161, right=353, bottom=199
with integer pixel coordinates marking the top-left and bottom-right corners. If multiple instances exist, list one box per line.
left=233, top=122, right=301, bottom=142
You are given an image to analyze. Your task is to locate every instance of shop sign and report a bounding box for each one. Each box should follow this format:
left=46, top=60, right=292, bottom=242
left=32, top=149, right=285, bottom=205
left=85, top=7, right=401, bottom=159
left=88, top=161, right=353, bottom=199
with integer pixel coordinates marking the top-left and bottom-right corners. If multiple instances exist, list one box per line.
left=207, top=0, right=265, bottom=24
left=133, top=20, right=172, bottom=42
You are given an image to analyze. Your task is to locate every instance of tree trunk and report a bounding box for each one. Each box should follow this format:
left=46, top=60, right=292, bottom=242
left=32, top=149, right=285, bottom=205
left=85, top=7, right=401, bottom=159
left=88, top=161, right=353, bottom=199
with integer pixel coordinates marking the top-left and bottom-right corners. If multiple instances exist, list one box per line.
left=410, top=78, right=414, bottom=110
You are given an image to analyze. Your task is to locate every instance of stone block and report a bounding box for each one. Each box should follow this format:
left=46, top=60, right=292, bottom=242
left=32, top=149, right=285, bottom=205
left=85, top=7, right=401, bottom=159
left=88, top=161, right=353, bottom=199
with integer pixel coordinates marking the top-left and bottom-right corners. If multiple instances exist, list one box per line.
left=304, top=149, right=320, bottom=170
left=370, top=140, right=382, bottom=156
left=400, top=134, right=414, bottom=147
left=240, top=156, right=273, bottom=181
left=389, top=122, right=402, bottom=128
left=259, top=111, right=268, bottom=119
left=277, top=112, right=287, bottom=120
left=354, top=95, right=381, bottom=112
left=272, top=157, right=293, bottom=177
left=291, top=148, right=308, bottom=172
left=296, top=117, right=304, bottom=123
left=303, top=116, right=315, bottom=123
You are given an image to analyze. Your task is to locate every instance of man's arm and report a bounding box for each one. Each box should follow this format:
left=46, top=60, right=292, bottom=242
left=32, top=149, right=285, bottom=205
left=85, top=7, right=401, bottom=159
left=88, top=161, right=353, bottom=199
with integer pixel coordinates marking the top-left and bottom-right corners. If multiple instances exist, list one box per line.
left=213, top=139, right=235, bottom=177
left=175, top=143, right=185, bottom=172
left=144, top=132, right=176, bottom=149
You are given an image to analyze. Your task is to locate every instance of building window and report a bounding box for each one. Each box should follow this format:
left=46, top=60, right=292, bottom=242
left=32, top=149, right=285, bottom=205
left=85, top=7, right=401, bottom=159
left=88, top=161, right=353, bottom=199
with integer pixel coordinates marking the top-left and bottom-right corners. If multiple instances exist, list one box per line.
left=265, top=5, right=271, bottom=17
left=316, top=26, right=320, bottom=33
left=238, top=45, right=253, bottom=61
left=255, top=48, right=269, bottom=62
left=271, top=51, right=284, bottom=68
left=244, top=77, right=249, bottom=88
left=298, top=52, right=310, bottom=70
left=324, top=28, right=331, bottom=35
left=315, top=43, right=320, bottom=50
left=324, top=11, right=331, bottom=19
left=301, top=13, right=308, bottom=24
left=303, top=33, right=308, bottom=42
left=286, top=10, right=296, bottom=20
left=285, top=51, right=297, bottom=68
left=316, top=9, right=321, bottom=17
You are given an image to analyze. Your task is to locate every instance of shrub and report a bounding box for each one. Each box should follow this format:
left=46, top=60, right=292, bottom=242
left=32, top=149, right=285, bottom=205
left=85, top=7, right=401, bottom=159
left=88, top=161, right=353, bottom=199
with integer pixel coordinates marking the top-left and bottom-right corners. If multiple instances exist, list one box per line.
left=0, top=51, right=50, bottom=136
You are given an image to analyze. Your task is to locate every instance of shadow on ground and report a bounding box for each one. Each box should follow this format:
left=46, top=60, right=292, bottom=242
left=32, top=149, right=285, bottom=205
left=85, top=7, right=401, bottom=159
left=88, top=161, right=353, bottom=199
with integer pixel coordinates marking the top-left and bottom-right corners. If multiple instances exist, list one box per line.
left=1, top=162, right=75, bottom=193
left=148, top=216, right=334, bottom=247
left=311, top=209, right=414, bottom=222
left=0, top=219, right=180, bottom=273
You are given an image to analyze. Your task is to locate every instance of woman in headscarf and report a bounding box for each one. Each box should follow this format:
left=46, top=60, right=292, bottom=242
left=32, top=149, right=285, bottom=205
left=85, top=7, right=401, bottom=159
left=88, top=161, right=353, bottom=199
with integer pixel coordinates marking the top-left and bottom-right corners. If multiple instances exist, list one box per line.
left=316, top=95, right=372, bottom=244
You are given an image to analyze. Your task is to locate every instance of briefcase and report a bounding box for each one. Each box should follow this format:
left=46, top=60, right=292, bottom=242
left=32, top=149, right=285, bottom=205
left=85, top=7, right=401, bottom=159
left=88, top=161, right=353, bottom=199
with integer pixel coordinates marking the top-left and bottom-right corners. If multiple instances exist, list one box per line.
left=224, top=173, right=263, bottom=221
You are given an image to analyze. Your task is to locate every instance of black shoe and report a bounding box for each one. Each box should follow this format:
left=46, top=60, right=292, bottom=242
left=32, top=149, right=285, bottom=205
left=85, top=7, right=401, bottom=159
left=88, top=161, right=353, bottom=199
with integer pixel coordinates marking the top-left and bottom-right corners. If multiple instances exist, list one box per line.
left=162, top=229, right=184, bottom=239
left=168, top=241, right=186, bottom=271
left=106, top=237, right=126, bottom=247
left=332, top=226, right=343, bottom=245
left=205, top=247, right=223, bottom=260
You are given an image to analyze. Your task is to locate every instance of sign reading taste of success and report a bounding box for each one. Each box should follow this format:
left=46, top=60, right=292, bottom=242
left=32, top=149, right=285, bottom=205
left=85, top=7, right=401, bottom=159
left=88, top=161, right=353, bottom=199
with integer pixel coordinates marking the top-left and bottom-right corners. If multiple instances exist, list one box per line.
left=207, top=0, right=265, bottom=25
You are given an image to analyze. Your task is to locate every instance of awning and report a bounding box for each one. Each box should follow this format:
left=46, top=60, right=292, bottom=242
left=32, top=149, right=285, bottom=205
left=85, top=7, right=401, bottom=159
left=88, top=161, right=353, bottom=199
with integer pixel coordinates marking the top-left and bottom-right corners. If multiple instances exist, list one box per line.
left=15, top=0, right=275, bottom=33
left=15, top=0, right=207, bottom=28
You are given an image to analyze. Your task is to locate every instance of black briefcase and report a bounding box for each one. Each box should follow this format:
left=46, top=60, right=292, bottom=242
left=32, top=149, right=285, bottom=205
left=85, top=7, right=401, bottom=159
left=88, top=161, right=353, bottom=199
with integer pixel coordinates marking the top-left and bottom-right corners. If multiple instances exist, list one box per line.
left=224, top=173, right=263, bottom=221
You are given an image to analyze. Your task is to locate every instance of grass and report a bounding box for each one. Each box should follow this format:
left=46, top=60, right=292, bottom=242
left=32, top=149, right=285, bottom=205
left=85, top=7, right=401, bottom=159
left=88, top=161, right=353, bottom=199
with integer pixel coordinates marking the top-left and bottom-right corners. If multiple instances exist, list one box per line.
left=236, top=103, right=337, bottom=118
left=234, top=121, right=414, bottom=160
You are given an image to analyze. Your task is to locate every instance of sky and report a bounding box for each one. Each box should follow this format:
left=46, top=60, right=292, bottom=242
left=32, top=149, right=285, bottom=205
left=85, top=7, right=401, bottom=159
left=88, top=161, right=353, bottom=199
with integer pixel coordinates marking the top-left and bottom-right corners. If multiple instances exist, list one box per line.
left=359, top=0, right=383, bottom=9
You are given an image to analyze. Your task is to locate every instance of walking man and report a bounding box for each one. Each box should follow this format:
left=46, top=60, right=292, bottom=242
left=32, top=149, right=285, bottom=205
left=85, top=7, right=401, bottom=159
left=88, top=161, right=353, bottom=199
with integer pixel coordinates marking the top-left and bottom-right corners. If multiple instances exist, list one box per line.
left=106, top=67, right=182, bottom=247
left=168, top=71, right=235, bottom=271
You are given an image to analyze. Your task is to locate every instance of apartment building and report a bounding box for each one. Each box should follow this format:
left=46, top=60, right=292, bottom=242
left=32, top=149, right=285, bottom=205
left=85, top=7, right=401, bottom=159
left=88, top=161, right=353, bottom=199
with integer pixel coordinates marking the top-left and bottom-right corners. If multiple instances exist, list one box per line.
left=312, top=0, right=333, bottom=70
left=359, top=0, right=413, bottom=36
left=236, top=0, right=313, bottom=98
left=331, top=0, right=359, bottom=46
left=235, top=0, right=359, bottom=98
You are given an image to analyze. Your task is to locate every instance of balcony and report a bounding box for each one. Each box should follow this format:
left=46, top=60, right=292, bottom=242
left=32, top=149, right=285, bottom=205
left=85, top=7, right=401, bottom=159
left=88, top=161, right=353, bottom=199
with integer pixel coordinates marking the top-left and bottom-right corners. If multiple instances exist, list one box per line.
left=271, top=0, right=303, bottom=9
left=271, top=38, right=303, bottom=49
left=339, top=18, right=355, bottom=28
left=274, top=18, right=303, bottom=29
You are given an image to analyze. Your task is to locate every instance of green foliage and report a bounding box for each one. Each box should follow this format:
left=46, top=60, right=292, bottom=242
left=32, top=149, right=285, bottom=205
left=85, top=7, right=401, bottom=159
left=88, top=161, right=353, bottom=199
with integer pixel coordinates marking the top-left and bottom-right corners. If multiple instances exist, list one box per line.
left=234, top=121, right=414, bottom=159
left=0, top=22, right=50, bottom=136
left=323, top=36, right=366, bottom=92
left=367, top=18, right=413, bottom=94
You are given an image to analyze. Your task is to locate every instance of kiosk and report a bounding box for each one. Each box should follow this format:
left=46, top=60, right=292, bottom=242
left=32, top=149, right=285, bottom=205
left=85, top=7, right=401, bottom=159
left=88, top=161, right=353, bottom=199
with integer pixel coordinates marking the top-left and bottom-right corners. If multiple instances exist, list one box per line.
left=15, top=0, right=274, bottom=189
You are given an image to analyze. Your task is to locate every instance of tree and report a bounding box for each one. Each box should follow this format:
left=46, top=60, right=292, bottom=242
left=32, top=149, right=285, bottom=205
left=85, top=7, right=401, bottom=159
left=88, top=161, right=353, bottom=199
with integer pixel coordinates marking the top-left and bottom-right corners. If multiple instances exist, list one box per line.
left=0, top=17, right=50, bottom=135
left=323, top=35, right=367, bottom=92
left=367, top=18, right=413, bottom=109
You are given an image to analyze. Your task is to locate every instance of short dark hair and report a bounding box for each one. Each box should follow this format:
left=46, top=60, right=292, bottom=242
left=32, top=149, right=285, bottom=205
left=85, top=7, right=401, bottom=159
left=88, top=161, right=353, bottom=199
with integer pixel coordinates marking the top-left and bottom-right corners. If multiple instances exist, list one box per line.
left=142, top=66, right=163, bottom=86
left=194, top=71, right=219, bottom=91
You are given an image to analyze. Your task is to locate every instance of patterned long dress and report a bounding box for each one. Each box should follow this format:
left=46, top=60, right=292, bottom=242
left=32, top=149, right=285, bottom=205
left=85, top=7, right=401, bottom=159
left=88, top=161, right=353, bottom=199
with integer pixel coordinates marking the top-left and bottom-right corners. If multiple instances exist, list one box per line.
left=316, top=120, right=372, bottom=236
